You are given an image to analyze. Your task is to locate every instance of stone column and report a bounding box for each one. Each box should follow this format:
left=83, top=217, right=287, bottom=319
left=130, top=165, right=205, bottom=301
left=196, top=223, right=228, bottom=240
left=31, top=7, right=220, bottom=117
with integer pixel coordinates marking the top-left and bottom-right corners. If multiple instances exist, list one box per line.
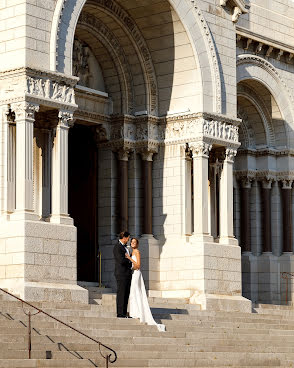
left=10, top=102, right=39, bottom=220
left=240, top=177, right=252, bottom=252
left=219, top=148, right=238, bottom=245
left=117, top=148, right=130, bottom=231
left=141, top=150, right=154, bottom=235
left=261, top=179, right=272, bottom=253
left=281, top=179, right=293, bottom=253
left=51, top=110, right=73, bottom=225
left=190, top=142, right=213, bottom=241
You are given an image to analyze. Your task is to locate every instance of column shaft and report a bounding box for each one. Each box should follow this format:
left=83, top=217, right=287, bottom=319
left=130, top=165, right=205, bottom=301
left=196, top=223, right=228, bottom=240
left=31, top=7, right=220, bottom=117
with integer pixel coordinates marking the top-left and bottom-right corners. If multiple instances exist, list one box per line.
left=191, top=142, right=211, bottom=238
left=261, top=183, right=272, bottom=253
left=282, top=182, right=293, bottom=253
left=142, top=156, right=153, bottom=234
left=118, top=157, right=128, bottom=231
left=219, top=149, right=237, bottom=244
left=240, top=181, right=251, bottom=252
left=12, top=102, right=39, bottom=218
left=51, top=111, right=73, bottom=224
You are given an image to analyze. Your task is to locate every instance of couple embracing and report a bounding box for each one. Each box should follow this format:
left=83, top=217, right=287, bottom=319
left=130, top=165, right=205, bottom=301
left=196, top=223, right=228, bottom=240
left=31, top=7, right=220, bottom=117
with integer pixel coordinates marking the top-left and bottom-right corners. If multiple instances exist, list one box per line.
left=113, top=231, right=165, bottom=332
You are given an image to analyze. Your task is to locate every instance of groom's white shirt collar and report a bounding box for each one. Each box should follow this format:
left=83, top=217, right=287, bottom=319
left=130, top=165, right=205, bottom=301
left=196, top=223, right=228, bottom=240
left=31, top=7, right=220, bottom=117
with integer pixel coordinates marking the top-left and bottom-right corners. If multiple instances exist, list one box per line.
left=119, top=240, right=130, bottom=255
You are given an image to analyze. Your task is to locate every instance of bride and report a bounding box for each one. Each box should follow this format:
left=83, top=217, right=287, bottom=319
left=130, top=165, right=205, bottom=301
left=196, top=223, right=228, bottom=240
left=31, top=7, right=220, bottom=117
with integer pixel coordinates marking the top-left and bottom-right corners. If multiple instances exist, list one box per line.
left=125, top=238, right=165, bottom=332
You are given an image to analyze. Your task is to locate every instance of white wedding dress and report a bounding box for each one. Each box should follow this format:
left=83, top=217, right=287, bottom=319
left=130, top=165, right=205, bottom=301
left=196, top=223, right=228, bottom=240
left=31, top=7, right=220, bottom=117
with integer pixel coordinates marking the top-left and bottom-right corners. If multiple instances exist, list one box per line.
left=129, top=255, right=165, bottom=332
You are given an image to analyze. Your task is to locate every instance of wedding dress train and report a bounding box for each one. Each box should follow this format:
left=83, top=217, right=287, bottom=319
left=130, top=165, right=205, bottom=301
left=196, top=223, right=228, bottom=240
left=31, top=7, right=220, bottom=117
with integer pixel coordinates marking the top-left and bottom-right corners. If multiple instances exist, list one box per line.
left=128, top=255, right=165, bottom=332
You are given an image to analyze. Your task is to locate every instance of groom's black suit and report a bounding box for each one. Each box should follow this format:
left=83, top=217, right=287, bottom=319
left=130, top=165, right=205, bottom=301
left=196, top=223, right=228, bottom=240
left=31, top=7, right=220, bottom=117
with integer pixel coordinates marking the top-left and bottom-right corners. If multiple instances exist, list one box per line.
left=113, top=241, right=132, bottom=317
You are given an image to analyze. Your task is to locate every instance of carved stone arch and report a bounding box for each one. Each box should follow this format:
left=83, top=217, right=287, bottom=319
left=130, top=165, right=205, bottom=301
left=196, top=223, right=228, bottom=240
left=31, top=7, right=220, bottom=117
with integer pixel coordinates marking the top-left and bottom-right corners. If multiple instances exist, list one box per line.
left=238, top=84, right=275, bottom=147
left=237, top=54, right=294, bottom=147
left=77, top=13, right=134, bottom=114
left=51, top=0, right=222, bottom=114
left=237, top=106, right=255, bottom=148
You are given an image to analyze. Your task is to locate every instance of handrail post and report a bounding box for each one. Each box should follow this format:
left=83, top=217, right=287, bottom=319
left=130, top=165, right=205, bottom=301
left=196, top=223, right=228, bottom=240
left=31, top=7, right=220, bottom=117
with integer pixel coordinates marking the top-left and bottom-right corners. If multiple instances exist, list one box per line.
left=28, top=311, right=32, bottom=359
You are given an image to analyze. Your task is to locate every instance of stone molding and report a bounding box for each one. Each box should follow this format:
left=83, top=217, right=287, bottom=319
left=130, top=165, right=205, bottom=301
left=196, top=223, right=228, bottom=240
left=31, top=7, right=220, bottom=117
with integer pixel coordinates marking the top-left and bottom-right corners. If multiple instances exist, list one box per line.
left=237, top=55, right=294, bottom=107
left=77, top=13, right=134, bottom=114
left=191, top=0, right=222, bottom=113
left=0, top=68, right=78, bottom=111
left=235, top=170, right=294, bottom=184
left=82, top=1, right=158, bottom=115
left=237, top=27, right=294, bottom=65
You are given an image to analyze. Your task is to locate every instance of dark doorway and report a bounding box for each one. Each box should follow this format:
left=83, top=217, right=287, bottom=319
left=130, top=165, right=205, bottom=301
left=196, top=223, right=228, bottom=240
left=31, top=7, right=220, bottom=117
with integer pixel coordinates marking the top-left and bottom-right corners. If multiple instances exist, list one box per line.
left=68, top=124, right=98, bottom=282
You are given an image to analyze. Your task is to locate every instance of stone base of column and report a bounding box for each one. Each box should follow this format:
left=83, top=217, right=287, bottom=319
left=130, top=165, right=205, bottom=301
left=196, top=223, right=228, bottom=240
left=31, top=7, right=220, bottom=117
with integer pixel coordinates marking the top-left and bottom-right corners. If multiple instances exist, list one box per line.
left=0, top=219, right=88, bottom=304
left=279, top=253, right=294, bottom=304
left=50, top=214, right=74, bottom=225
left=218, top=236, right=239, bottom=246
left=156, top=236, right=251, bottom=312
left=139, top=234, right=160, bottom=291
left=9, top=211, right=40, bottom=222
left=241, top=252, right=258, bottom=303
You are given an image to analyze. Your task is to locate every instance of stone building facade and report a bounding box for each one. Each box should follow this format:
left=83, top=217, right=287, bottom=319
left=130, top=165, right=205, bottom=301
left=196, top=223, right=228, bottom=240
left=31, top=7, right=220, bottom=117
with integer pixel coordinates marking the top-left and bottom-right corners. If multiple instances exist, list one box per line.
left=0, top=0, right=293, bottom=310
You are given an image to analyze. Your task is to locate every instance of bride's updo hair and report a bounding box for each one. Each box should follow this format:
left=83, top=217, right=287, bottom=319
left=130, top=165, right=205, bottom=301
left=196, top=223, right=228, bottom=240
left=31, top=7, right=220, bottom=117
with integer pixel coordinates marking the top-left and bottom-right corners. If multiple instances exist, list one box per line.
left=131, top=238, right=139, bottom=249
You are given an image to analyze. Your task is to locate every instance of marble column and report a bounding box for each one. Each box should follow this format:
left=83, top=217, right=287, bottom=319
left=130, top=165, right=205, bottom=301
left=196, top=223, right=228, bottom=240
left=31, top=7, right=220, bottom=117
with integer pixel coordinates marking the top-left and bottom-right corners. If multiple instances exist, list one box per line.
left=281, top=179, right=293, bottom=253
left=190, top=142, right=212, bottom=241
left=117, top=148, right=130, bottom=231
left=219, top=148, right=238, bottom=245
left=141, top=151, right=154, bottom=235
left=10, top=102, right=39, bottom=220
left=240, top=177, right=252, bottom=252
left=261, top=179, right=272, bottom=253
left=51, top=110, right=73, bottom=225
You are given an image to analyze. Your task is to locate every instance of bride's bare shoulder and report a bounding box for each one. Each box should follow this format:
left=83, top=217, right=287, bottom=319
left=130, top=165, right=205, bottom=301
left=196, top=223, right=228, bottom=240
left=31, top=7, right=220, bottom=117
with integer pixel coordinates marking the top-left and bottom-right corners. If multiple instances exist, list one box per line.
left=133, top=248, right=140, bottom=254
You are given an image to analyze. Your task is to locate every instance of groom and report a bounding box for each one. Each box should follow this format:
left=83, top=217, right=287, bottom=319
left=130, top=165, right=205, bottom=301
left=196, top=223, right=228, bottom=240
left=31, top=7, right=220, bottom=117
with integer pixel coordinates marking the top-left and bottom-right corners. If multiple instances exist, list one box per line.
left=113, top=231, right=132, bottom=318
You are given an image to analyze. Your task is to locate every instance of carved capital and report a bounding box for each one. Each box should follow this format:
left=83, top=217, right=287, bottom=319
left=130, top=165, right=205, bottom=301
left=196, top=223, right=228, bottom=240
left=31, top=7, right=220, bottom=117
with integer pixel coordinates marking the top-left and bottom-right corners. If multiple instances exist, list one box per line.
left=225, top=148, right=237, bottom=162
left=190, top=142, right=212, bottom=158
left=262, top=177, right=273, bottom=189
left=117, top=147, right=131, bottom=161
left=58, top=110, right=74, bottom=128
left=240, top=176, right=254, bottom=189
left=139, top=149, right=154, bottom=162
left=281, top=179, right=293, bottom=190
left=12, top=102, right=39, bottom=121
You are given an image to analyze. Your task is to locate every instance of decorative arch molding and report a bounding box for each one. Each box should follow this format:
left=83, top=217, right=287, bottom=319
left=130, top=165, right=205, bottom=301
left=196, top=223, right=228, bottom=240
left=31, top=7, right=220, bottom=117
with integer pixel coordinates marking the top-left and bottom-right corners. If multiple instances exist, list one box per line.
left=238, top=83, right=276, bottom=147
left=77, top=13, right=134, bottom=114
left=237, top=54, right=294, bottom=147
left=237, top=106, right=255, bottom=148
left=50, top=0, right=222, bottom=114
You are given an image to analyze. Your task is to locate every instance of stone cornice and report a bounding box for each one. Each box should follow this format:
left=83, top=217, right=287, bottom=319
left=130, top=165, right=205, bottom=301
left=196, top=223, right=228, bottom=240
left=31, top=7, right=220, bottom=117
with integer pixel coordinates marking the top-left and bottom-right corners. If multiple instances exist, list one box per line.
left=160, top=112, right=241, bottom=127
left=237, top=148, right=294, bottom=157
left=0, top=67, right=78, bottom=111
left=235, top=170, right=294, bottom=183
left=237, top=27, right=294, bottom=64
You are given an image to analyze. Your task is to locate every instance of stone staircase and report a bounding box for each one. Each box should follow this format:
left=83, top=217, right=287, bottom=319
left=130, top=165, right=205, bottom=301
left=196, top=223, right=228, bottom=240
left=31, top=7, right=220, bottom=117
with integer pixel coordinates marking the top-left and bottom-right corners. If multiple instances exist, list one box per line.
left=0, top=289, right=294, bottom=367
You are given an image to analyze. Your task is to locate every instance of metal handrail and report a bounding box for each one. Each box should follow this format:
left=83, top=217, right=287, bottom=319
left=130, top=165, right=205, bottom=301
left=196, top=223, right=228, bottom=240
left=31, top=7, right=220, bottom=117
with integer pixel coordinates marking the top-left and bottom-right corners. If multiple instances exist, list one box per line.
left=281, top=272, right=294, bottom=305
left=0, top=287, right=117, bottom=367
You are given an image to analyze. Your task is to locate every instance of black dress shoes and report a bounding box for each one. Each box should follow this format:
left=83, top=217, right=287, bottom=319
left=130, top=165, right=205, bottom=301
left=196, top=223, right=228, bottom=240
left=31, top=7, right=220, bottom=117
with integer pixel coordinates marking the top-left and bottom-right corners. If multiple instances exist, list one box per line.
left=117, top=314, right=126, bottom=318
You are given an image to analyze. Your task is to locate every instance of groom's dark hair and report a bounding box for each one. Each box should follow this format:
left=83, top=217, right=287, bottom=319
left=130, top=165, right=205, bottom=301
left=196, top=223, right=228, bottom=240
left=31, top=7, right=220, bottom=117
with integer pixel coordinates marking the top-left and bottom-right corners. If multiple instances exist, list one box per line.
left=119, top=231, right=130, bottom=239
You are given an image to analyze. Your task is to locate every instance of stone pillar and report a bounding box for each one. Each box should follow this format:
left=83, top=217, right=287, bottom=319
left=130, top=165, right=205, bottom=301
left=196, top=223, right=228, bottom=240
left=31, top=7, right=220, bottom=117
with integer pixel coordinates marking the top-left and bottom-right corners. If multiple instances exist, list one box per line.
left=10, top=102, right=39, bottom=220
left=51, top=110, right=73, bottom=225
left=117, top=148, right=129, bottom=231
left=281, top=179, right=293, bottom=253
left=219, top=148, right=238, bottom=245
left=141, top=151, right=153, bottom=235
left=190, top=142, right=213, bottom=241
left=261, top=179, right=272, bottom=253
left=240, top=177, right=252, bottom=252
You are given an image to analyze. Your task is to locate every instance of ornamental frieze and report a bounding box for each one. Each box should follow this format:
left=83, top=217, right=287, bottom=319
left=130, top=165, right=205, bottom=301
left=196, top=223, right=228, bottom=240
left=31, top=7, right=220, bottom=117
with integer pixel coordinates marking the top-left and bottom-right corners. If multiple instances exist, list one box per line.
left=0, top=67, right=78, bottom=110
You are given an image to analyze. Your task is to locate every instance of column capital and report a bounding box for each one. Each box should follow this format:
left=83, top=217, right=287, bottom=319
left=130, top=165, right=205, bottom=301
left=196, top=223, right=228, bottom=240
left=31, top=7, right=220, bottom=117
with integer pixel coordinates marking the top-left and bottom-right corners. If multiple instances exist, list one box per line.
left=240, top=176, right=253, bottom=189
left=261, top=177, right=274, bottom=189
left=225, top=148, right=237, bottom=163
left=190, top=142, right=212, bottom=158
left=11, top=102, right=39, bottom=121
left=58, top=110, right=75, bottom=128
left=281, top=179, right=293, bottom=190
left=117, top=147, right=131, bottom=161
